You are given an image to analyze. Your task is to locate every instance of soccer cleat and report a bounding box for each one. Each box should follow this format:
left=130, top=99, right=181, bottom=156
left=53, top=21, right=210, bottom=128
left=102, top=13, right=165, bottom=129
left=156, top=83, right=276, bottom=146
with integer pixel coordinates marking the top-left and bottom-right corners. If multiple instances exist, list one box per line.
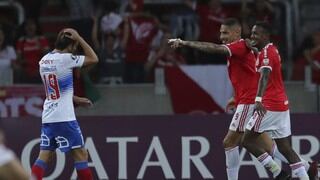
left=274, top=170, right=291, bottom=180
left=307, top=161, right=318, bottom=180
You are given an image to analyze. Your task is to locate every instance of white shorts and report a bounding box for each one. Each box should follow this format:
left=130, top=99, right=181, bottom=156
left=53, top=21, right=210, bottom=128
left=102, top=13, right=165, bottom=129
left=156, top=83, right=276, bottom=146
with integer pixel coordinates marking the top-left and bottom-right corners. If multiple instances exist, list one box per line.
left=246, top=110, right=291, bottom=139
left=229, top=104, right=255, bottom=132
left=0, top=144, right=15, bottom=166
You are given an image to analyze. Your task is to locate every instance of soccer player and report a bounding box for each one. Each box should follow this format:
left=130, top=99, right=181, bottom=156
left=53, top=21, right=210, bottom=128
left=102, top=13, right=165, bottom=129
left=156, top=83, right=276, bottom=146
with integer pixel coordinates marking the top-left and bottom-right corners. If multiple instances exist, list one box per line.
left=242, top=22, right=309, bottom=180
left=31, top=28, right=98, bottom=180
left=0, top=130, right=30, bottom=180
left=169, top=18, right=290, bottom=180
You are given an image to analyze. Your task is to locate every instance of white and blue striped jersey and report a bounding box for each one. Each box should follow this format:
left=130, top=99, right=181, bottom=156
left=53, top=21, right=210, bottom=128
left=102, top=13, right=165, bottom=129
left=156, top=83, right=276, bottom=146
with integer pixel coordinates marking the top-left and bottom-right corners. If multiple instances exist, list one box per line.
left=39, top=52, right=84, bottom=123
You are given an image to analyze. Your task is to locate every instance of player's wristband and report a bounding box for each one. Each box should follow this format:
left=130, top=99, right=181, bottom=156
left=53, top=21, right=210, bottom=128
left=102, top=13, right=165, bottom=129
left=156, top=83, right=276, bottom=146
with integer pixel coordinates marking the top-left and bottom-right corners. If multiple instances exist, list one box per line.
left=255, top=96, right=262, bottom=102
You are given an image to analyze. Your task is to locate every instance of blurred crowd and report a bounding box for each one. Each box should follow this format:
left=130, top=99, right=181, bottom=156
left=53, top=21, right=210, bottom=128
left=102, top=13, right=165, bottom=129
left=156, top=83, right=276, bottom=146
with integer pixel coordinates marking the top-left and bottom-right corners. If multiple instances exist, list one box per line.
left=0, top=0, right=319, bottom=85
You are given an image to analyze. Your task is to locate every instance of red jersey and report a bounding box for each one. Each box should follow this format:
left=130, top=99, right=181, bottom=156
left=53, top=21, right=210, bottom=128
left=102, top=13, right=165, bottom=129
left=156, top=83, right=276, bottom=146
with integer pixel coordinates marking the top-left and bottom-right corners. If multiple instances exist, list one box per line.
left=125, top=16, right=158, bottom=63
left=256, top=43, right=289, bottom=111
left=224, top=39, right=258, bottom=105
left=16, top=36, right=49, bottom=77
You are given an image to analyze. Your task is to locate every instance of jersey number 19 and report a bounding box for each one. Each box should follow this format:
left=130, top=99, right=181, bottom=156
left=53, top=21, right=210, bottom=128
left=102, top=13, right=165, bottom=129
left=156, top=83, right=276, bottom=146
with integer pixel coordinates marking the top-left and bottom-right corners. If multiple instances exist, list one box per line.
left=43, top=74, right=60, bottom=100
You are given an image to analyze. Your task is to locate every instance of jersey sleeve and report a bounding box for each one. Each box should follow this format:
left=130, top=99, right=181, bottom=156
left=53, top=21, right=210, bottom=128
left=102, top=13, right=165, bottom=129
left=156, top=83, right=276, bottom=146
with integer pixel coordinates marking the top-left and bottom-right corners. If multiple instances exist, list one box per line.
left=63, top=54, right=85, bottom=69
left=224, top=41, right=249, bottom=58
left=258, top=47, right=276, bottom=72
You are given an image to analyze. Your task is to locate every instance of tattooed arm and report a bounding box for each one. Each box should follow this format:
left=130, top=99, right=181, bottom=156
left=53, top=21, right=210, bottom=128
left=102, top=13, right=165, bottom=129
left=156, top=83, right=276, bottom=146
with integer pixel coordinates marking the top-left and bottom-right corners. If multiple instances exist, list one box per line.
left=168, top=38, right=230, bottom=56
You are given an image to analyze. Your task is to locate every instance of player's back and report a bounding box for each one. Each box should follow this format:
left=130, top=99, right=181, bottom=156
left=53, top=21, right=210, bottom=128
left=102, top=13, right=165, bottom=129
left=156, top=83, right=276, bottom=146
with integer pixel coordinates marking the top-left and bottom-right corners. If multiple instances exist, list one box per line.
left=39, top=52, right=84, bottom=123
left=225, top=39, right=258, bottom=105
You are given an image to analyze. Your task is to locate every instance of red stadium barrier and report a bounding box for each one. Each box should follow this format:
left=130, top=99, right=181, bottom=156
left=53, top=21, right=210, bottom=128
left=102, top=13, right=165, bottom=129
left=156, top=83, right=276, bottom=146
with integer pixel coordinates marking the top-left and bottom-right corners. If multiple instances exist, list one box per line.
left=1, top=114, right=319, bottom=179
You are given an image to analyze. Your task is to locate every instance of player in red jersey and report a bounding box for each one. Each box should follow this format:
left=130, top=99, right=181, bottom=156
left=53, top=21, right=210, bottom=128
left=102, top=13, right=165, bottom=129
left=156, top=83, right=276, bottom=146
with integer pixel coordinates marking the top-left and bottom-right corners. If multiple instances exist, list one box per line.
left=242, top=22, right=310, bottom=180
left=169, top=18, right=292, bottom=180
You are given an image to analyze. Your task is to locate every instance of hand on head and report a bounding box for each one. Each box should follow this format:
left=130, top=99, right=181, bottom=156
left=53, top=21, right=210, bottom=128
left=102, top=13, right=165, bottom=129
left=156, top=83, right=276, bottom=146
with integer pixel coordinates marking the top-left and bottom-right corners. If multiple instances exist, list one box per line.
left=63, top=28, right=81, bottom=41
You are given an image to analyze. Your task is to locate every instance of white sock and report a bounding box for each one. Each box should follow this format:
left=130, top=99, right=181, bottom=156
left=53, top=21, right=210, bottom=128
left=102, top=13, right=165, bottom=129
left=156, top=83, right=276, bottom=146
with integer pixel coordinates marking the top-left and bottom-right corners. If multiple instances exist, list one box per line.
left=258, top=152, right=281, bottom=177
left=290, top=162, right=309, bottom=180
left=271, top=143, right=310, bottom=171
left=225, top=146, right=240, bottom=180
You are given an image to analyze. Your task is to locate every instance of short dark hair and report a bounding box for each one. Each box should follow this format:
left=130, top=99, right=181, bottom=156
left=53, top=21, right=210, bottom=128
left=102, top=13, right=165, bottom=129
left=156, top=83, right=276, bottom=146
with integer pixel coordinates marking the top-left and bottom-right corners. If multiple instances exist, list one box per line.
left=255, top=21, right=272, bottom=35
left=54, top=30, right=74, bottom=50
left=222, top=18, right=241, bottom=27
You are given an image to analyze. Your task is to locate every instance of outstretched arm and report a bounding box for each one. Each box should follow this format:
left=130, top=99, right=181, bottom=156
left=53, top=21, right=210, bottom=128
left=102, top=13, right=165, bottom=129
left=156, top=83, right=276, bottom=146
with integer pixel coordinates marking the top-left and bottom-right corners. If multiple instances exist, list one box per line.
left=168, top=38, right=230, bottom=56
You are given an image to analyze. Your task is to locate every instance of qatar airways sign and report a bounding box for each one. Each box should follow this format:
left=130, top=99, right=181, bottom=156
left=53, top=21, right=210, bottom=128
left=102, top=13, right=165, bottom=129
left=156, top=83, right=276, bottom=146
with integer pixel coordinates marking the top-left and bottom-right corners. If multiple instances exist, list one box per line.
left=2, top=115, right=320, bottom=179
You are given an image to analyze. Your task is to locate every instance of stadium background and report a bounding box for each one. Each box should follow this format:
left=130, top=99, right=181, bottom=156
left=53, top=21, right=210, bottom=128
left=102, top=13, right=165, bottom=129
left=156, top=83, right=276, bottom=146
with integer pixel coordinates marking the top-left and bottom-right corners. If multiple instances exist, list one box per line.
left=0, top=0, right=319, bottom=179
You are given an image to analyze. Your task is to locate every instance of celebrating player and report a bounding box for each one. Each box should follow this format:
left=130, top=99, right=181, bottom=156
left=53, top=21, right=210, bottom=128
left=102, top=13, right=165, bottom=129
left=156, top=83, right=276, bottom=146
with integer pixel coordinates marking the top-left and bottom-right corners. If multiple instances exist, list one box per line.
left=169, top=18, right=294, bottom=179
left=242, top=22, right=310, bottom=180
left=31, top=28, right=98, bottom=180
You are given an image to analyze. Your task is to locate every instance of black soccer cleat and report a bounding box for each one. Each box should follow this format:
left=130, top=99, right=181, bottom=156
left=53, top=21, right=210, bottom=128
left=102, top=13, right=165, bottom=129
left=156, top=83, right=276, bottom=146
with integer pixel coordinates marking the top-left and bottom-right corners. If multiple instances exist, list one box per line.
left=275, top=170, right=291, bottom=180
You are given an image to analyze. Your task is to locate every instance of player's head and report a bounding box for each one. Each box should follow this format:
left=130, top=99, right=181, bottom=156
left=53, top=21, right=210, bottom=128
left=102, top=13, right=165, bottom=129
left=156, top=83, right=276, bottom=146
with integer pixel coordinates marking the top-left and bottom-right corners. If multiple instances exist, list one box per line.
left=250, top=21, right=271, bottom=49
left=220, top=18, right=242, bottom=44
left=54, top=30, right=78, bottom=53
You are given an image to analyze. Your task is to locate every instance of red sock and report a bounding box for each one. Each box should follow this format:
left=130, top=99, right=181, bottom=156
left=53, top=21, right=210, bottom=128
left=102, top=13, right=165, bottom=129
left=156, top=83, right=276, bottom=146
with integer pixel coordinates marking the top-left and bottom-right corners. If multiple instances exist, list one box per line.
left=31, top=165, right=45, bottom=180
left=77, top=168, right=93, bottom=180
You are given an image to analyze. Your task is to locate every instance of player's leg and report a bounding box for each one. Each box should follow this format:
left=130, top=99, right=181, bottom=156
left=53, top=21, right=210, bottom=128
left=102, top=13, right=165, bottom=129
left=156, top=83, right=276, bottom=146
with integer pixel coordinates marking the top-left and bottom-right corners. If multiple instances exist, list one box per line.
left=223, top=130, right=242, bottom=180
left=32, top=122, right=57, bottom=180
left=242, top=130, right=285, bottom=178
left=263, top=133, right=312, bottom=173
left=242, top=113, right=284, bottom=178
left=223, top=104, right=252, bottom=180
left=62, top=120, right=93, bottom=180
left=270, top=110, right=309, bottom=179
left=274, top=136, right=309, bottom=180
left=259, top=133, right=292, bottom=165
left=71, top=147, right=93, bottom=180
left=31, top=150, right=55, bottom=180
